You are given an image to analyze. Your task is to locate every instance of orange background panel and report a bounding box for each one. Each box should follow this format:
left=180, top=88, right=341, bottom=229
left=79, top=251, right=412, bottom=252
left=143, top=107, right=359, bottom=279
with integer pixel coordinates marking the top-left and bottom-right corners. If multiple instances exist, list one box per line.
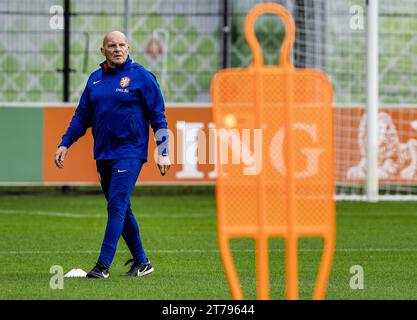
left=43, top=107, right=98, bottom=183
left=42, top=105, right=417, bottom=185
left=335, top=108, right=417, bottom=184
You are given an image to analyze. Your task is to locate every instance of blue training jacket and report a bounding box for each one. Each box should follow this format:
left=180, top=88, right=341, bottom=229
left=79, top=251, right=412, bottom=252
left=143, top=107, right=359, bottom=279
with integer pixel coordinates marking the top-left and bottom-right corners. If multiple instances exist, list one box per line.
left=59, top=56, right=168, bottom=162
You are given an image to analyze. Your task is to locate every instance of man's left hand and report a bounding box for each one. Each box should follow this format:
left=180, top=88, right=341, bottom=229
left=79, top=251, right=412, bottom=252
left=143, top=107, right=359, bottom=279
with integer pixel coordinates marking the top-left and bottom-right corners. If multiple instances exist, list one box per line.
left=157, top=155, right=171, bottom=176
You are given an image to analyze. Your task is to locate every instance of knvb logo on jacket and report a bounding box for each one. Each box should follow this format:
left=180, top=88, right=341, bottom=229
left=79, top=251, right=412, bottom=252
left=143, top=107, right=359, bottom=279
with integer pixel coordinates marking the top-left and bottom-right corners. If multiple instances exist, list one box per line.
left=119, top=77, right=130, bottom=88
left=116, top=76, right=131, bottom=93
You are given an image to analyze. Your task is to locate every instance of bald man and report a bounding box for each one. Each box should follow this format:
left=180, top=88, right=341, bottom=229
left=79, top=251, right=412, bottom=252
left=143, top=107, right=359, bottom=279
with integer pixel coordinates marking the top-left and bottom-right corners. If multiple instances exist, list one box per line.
left=54, top=31, right=171, bottom=278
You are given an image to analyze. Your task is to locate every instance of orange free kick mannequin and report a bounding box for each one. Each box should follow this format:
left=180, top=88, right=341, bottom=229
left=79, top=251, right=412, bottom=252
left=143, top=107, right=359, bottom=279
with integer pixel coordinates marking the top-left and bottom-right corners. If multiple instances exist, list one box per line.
left=211, top=3, right=335, bottom=300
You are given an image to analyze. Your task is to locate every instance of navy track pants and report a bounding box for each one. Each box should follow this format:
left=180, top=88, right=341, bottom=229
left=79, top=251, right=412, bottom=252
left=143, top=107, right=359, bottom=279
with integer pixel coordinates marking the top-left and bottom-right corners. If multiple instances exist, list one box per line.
left=96, top=158, right=148, bottom=268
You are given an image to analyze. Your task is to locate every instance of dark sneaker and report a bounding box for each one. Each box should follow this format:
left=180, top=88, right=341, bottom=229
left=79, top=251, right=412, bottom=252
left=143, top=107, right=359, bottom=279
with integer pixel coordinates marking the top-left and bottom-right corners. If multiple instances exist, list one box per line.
left=124, top=258, right=154, bottom=277
left=86, top=261, right=110, bottom=279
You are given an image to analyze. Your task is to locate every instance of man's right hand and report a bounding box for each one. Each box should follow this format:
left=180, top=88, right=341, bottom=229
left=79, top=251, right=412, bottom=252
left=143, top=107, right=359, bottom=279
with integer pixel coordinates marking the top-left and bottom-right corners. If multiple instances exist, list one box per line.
left=54, top=146, right=68, bottom=169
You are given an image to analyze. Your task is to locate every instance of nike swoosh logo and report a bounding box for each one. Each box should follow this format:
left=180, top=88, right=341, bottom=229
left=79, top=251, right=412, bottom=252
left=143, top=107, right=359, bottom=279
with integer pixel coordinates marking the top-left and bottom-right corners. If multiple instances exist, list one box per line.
left=102, top=272, right=109, bottom=278
left=93, top=80, right=101, bottom=84
left=117, top=169, right=128, bottom=173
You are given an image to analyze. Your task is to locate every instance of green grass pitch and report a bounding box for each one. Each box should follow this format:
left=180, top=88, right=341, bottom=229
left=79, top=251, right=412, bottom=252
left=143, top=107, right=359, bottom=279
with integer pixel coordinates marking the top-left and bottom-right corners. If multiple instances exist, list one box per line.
left=1, top=186, right=417, bottom=300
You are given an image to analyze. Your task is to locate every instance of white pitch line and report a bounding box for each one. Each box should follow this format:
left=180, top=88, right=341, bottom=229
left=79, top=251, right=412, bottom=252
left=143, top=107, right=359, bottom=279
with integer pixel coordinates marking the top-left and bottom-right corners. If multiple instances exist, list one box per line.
left=338, top=212, right=417, bottom=217
left=0, top=209, right=210, bottom=219
left=0, top=209, right=102, bottom=219
left=3, top=209, right=417, bottom=219
left=0, top=248, right=416, bottom=255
